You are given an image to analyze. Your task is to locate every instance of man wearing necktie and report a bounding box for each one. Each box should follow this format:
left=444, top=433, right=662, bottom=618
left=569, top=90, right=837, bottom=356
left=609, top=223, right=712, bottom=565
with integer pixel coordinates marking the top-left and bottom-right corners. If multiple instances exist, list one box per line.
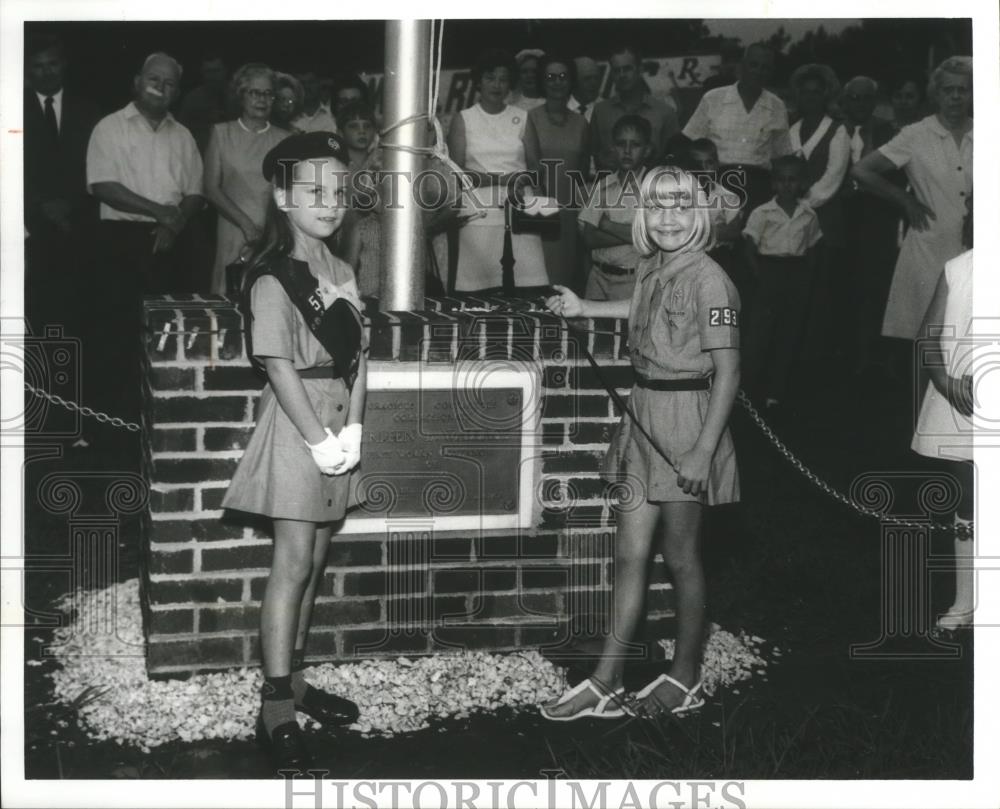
left=840, top=76, right=904, bottom=375
left=23, top=33, right=100, bottom=335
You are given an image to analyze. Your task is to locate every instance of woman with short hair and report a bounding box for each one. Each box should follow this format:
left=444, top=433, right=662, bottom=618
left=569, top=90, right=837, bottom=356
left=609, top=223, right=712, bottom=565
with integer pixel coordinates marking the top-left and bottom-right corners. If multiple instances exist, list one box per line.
left=270, top=72, right=305, bottom=133
left=446, top=48, right=548, bottom=291
left=788, top=64, right=850, bottom=247
left=852, top=56, right=972, bottom=341
left=203, top=63, right=290, bottom=294
left=524, top=52, right=590, bottom=289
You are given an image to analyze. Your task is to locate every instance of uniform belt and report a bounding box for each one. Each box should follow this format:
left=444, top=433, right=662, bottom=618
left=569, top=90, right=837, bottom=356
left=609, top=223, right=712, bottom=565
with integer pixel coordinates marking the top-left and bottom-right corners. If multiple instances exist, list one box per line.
left=635, top=374, right=711, bottom=391
left=594, top=261, right=636, bottom=277
left=297, top=366, right=342, bottom=379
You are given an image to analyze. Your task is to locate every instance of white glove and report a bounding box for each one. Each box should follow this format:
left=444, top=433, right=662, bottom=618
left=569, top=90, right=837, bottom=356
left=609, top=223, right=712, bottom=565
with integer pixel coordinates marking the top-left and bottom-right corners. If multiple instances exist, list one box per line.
left=305, top=428, right=345, bottom=475
left=331, top=422, right=362, bottom=475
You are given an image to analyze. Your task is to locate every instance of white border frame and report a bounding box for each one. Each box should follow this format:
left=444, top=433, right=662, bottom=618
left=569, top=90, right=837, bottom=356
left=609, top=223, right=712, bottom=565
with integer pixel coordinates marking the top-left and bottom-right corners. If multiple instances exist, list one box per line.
left=340, top=362, right=539, bottom=534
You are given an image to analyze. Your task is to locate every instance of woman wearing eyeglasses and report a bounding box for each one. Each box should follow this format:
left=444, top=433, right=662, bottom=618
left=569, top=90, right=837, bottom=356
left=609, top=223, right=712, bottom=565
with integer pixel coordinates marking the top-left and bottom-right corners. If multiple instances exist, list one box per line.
left=524, top=53, right=590, bottom=290
left=203, top=63, right=291, bottom=294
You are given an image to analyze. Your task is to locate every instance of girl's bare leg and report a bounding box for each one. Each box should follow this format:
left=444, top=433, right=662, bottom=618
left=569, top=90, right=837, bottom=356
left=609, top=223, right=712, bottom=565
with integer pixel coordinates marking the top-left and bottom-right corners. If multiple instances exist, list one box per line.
left=643, top=500, right=705, bottom=711
left=261, top=519, right=318, bottom=676
left=294, top=523, right=334, bottom=649
left=542, top=497, right=661, bottom=717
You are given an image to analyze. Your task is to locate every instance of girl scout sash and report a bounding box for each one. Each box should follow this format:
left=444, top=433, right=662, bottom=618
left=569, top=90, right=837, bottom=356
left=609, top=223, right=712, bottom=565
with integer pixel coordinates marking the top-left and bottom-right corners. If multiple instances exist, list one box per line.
left=241, top=256, right=363, bottom=390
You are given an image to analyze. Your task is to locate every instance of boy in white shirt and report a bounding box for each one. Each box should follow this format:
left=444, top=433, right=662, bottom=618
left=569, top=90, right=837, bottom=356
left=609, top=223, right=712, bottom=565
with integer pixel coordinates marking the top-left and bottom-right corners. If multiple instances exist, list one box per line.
left=742, top=155, right=822, bottom=408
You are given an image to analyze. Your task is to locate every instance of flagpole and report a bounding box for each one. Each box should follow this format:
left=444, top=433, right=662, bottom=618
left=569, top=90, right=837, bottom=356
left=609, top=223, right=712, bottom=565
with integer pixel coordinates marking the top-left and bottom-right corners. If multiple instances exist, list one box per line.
left=380, top=19, right=431, bottom=312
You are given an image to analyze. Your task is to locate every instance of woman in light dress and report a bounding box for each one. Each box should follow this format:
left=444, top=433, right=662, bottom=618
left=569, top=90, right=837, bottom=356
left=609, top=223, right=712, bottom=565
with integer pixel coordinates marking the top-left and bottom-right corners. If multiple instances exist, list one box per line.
left=203, top=63, right=290, bottom=294
left=446, top=48, right=548, bottom=292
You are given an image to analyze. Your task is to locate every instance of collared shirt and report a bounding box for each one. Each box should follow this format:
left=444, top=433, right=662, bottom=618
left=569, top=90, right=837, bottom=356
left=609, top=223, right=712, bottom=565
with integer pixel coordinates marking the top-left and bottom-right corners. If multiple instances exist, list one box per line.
left=682, top=83, right=792, bottom=168
left=567, top=95, right=594, bottom=122
left=591, top=92, right=680, bottom=170
left=878, top=114, right=972, bottom=216
left=628, top=249, right=740, bottom=380
left=743, top=197, right=822, bottom=257
left=86, top=102, right=203, bottom=222
left=35, top=88, right=63, bottom=131
left=789, top=115, right=850, bottom=209
left=291, top=105, right=338, bottom=134
left=705, top=182, right=743, bottom=244
left=578, top=169, right=645, bottom=269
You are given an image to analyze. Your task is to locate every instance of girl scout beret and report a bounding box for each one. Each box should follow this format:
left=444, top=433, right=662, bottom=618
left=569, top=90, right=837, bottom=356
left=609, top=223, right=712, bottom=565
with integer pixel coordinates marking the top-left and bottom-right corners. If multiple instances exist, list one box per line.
left=262, top=131, right=349, bottom=182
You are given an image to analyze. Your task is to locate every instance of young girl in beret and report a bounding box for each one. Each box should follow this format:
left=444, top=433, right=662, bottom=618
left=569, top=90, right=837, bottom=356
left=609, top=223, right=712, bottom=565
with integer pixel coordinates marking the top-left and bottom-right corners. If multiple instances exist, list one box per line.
left=223, top=131, right=367, bottom=770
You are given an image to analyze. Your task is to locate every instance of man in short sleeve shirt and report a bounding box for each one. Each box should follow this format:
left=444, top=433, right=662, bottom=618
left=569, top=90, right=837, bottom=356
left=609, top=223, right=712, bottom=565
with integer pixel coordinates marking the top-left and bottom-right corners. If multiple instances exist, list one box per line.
left=85, top=52, right=206, bottom=438
left=87, top=52, right=205, bottom=293
left=590, top=45, right=680, bottom=173
left=683, top=44, right=792, bottom=211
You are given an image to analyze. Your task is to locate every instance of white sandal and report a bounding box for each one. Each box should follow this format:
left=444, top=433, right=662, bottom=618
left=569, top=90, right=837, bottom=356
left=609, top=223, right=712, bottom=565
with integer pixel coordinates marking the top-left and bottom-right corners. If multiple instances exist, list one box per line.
left=629, top=673, right=705, bottom=717
left=936, top=607, right=974, bottom=632
left=539, top=678, right=627, bottom=722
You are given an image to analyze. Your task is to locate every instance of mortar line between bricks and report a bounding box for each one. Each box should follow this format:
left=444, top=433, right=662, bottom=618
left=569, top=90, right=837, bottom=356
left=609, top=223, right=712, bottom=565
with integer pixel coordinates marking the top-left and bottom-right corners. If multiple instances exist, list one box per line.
left=154, top=537, right=274, bottom=549
left=153, top=391, right=263, bottom=398
left=150, top=422, right=255, bottom=428
left=152, top=450, right=244, bottom=459
left=146, top=540, right=198, bottom=550
left=151, top=361, right=258, bottom=368
left=540, top=416, right=619, bottom=422
left=151, top=511, right=224, bottom=520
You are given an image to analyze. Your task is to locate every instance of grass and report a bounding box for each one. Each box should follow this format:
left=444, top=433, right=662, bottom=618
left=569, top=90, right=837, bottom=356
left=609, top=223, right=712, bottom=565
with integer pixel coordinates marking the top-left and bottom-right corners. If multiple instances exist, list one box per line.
left=544, top=687, right=973, bottom=780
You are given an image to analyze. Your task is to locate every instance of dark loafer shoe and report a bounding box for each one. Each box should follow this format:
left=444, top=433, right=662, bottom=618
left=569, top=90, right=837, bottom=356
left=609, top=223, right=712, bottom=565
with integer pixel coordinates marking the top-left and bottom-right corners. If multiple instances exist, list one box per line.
left=256, top=714, right=312, bottom=773
left=296, top=687, right=360, bottom=727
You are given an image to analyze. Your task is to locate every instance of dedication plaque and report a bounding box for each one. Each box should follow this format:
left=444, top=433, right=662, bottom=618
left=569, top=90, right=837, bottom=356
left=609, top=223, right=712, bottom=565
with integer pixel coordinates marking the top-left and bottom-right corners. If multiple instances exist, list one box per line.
left=343, top=365, right=538, bottom=533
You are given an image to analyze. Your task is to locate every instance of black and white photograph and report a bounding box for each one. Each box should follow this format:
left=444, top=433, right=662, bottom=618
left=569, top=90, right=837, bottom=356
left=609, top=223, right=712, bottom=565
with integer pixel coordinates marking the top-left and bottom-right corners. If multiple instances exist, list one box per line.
left=2, top=1, right=998, bottom=806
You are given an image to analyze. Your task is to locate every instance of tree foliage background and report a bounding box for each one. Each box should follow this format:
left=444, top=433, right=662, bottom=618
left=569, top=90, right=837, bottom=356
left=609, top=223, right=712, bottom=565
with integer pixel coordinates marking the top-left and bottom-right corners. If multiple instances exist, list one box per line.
left=28, top=17, right=972, bottom=114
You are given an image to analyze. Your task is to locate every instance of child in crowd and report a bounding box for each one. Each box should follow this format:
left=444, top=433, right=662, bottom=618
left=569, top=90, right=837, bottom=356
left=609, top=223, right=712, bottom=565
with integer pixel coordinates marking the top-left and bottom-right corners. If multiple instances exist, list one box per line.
left=337, top=101, right=382, bottom=299
left=222, top=132, right=367, bottom=771
left=742, top=155, right=822, bottom=409
left=542, top=166, right=741, bottom=720
left=578, top=115, right=651, bottom=301
left=685, top=137, right=744, bottom=287
left=912, top=200, right=975, bottom=631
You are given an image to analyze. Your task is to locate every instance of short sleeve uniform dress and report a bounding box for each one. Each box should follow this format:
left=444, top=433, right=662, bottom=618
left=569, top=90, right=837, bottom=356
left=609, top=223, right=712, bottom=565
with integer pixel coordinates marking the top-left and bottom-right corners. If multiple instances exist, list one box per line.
left=602, top=249, right=741, bottom=505
left=222, top=254, right=363, bottom=522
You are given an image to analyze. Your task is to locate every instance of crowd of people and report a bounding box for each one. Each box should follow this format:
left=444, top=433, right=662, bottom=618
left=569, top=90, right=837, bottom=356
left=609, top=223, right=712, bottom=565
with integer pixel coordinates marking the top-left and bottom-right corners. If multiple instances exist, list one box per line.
left=24, top=32, right=973, bottom=426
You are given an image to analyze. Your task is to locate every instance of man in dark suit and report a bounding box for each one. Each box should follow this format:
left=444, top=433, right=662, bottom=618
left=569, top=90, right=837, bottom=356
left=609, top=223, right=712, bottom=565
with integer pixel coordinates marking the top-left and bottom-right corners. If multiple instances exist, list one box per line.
left=840, top=76, right=904, bottom=374
left=23, top=33, right=100, bottom=333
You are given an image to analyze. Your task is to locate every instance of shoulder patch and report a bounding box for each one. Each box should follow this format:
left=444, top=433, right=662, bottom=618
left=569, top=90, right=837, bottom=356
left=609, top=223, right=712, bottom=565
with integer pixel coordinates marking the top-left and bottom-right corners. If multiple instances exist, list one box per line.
left=708, top=307, right=739, bottom=327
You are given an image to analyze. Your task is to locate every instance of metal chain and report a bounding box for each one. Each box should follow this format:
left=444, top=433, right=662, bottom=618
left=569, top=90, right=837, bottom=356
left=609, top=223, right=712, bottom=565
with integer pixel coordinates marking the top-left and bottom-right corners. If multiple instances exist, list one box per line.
left=737, top=390, right=973, bottom=539
left=23, top=382, right=142, bottom=433
left=21, top=370, right=973, bottom=539
left=545, top=308, right=975, bottom=541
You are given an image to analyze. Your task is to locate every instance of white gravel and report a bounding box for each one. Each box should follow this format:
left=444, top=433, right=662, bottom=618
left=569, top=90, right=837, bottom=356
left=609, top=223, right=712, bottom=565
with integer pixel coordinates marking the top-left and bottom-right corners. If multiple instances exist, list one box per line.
left=47, top=580, right=776, bottom=749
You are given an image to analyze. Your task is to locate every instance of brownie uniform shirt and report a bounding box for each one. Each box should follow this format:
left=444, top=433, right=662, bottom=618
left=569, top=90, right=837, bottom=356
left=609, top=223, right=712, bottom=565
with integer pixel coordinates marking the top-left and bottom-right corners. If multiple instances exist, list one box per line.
left=223, top=253, right=366, bottom=523
left=629, top=249, right=741, bottom=378
left=603, top=249, right=741, bottom=505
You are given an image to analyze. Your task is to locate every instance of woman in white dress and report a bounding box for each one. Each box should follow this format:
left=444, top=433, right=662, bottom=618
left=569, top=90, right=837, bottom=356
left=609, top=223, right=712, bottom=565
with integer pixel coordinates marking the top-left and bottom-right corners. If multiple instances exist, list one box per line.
left=911, top=224, right=976, bottom=631
left=446, top=48, right=548, bottom=292
left=851, top=56, right=972, bottom=341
